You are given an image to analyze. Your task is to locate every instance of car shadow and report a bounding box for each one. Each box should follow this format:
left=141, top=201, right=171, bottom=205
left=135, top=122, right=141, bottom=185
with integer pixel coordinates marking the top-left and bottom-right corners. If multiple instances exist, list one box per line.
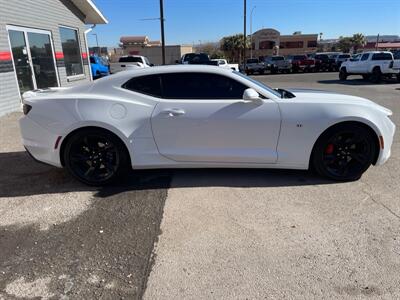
left=0, top=151, right=335, bottom=199
left=318, top=78, right=400, bottom=85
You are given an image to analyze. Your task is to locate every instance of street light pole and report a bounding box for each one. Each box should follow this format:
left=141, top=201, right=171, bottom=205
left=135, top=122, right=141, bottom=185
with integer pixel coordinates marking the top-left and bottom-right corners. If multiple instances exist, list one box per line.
left=250, top=5, right=256, bottom=59
left=243, top=0, right=247, bottom=68
left=159, top=0, right=166, bottom=65
left=92, top=33, right=99, bottom=54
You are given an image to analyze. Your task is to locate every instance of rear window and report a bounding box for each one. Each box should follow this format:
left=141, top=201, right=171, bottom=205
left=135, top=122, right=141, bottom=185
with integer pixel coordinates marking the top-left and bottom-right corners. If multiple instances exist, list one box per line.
left=122, top=75, right=162, bottom=97
left=271, top=56, right=284, bottom=61
left=247, top=59, right=259, bottom=63
left=119, top=56, right=143, bottom=63
left=371, top=53, right=393, bottom=61
left=338, top=54, right=350, bottom=58
left=293, top=55, right=306, bottom=60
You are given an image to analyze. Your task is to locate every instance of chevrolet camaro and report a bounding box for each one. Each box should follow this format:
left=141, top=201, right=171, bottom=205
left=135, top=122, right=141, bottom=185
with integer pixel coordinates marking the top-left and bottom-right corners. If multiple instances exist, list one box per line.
left=20, top=65, right=395, bottom=185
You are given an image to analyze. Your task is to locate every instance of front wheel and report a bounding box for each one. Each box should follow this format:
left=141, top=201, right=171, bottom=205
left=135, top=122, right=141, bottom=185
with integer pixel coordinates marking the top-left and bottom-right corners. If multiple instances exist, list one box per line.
left=63, top=128, right=129, bottom=185
left=312, top=124, right=377, bottom=181
left=339, top=69, right=347, bottom=80
left=370, top=68, right=382, bottom=83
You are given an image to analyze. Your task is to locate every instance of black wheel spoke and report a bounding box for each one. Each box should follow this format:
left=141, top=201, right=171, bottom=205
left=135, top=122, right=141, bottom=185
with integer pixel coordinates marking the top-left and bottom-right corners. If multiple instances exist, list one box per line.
left=67, top=133, right=120, bottom=183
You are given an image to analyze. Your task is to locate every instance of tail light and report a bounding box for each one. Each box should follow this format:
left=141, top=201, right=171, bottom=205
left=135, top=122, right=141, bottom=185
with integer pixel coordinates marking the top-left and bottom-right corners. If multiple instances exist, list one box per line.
left=23, top=104, right=32, bottom=115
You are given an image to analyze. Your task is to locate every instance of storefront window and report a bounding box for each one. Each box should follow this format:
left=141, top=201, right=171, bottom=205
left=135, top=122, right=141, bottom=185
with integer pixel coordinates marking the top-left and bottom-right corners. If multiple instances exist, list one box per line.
left=59, top=27, right=83, bottom=77
left=307, top=40, right=317, bottom=48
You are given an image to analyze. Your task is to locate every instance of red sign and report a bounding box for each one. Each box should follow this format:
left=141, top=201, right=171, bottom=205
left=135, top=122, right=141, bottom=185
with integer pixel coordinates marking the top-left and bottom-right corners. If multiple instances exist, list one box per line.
left=0, top=51, right=12, bottom=61
left=55, top=52, right=64, bottom=60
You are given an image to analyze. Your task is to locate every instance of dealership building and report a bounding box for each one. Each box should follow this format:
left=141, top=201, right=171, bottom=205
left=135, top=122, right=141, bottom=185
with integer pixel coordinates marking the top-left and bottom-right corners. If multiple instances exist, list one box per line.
left=251, top=28, right=318, bottom=57
left=0, top=0, right=107, bottom=116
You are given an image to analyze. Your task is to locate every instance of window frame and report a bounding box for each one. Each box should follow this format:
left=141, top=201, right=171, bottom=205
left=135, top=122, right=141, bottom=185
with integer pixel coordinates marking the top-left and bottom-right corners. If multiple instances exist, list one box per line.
left=159, top=72, right=250, bottom=100
left=58, top=25, right=85, bottom=79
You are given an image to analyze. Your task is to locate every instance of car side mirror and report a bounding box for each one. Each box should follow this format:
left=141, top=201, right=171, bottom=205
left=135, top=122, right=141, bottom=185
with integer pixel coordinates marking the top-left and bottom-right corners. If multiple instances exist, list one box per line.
left=175, top=60, right=179, bottom=64
left=150, top=63, right=154, bottom=67
left=242, top=88, right=260, bottom=102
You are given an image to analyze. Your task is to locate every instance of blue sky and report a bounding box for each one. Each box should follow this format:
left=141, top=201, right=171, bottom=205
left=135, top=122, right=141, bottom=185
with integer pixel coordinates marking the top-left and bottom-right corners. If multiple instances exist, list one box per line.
left=88, top=0, right=400, bottom=47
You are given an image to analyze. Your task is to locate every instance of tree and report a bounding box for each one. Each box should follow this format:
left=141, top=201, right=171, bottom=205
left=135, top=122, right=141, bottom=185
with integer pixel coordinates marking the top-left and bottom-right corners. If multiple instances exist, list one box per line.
left=337, top=33, right=367, bottom=53
left=337, top=36, right=354, bottom=53
left=220, top=34, right=250, bottom=63
left=351, top=33, right=366, bottom=51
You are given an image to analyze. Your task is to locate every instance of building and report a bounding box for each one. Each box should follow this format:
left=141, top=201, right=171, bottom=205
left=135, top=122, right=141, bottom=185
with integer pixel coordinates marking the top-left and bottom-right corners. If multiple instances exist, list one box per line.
left=0, top=0, right=107, bottom=116
left=251, top=28, right=318, bottom=57
left=118, top=35, right=193, bottom=65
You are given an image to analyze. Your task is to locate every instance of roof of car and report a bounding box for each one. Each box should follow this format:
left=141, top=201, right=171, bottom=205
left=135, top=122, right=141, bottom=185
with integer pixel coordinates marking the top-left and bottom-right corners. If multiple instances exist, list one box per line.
left=113, top=65, right=233, bottom=77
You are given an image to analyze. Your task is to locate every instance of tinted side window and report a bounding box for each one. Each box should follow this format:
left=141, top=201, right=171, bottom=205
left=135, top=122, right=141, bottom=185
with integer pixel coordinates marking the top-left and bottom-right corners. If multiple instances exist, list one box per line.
left=361, top=54, right=369, bottom=61
left=122, top=75, right=162, bottom=97
left=371, top=53, right=393, bottom=60
left=161, top=73, right=248, bottom=99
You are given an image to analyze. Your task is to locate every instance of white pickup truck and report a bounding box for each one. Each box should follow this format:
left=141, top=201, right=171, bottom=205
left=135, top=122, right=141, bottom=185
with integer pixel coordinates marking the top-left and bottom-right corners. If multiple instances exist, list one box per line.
left=211, top=59, right=239, bottom=71
left=339, top=51, right=399, bottom=83
left=110, top=55, right=153, bottom=74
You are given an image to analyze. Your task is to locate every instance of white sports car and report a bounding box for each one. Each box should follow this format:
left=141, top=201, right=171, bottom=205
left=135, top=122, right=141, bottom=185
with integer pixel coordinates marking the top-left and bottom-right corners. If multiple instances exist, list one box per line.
left=20, top=65, right=395, bottom=185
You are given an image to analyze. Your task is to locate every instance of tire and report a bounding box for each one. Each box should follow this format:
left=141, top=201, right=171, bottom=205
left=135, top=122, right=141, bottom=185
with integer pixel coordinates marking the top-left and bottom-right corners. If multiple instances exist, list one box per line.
left=370, top=67, right=382, bottom=83
left=339, top=69, right=347, bottom=80
left=63, top=128, right=130, bottom=186
left=311, top=123, right=377, bottom=181
left=397, top=74, right=400, bottom=83
left=259, top=69, right=264, bottom=75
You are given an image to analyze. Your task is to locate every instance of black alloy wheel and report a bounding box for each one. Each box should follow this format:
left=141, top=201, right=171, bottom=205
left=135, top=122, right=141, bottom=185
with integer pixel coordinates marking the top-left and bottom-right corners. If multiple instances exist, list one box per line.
left=312, top=124, right=376, bottom=181
left=64, top=129, right=129, bottom=185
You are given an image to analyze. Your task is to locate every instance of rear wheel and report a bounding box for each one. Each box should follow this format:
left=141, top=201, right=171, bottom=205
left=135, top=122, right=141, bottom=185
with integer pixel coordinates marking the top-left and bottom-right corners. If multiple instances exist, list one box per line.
left=339, top=68, right=347, bottom=80
left=63, top=128, right=129, bottom=185
left=312, top=123, right=377, bottom=181
left=370, top=67, right=382, bottom=83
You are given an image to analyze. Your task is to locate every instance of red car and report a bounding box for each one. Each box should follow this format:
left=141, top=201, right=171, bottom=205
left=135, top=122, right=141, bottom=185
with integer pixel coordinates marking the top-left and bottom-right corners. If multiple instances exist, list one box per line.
left=287, top=55, right=315, bottom=72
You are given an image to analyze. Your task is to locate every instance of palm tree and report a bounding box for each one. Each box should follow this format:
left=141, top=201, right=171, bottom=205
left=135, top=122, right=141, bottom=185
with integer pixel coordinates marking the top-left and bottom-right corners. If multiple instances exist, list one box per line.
left=220, top=34, right=250, bottom=63
left=352, top=33, right=366, bottom=51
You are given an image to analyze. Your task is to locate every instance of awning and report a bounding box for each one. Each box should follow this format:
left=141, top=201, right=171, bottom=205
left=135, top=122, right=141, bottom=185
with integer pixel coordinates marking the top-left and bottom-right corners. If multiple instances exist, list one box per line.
left=70, top=0, right=108, bottom=24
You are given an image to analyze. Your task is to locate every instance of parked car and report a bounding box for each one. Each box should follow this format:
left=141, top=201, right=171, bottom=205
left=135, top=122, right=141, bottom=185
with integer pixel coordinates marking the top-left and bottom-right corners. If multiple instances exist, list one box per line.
left=392, top=50, right=400, bottom=82
left=90, top=55, right=110, bottom=79
left=177, top=53, right=219, bottom=66
left=335, top=54, right=351, bottom=70
left=287, top=55, right=315, bottom=72
left=339, top=51, right=399, bottom=83
left=20, top=65, right=395, bottom=185
left=211, top=58, right=239, bottom=71
left=240, top=58, right=265, bottom=75
left=313, top=54, right=331, bottom=72
left=110, top=55, right=153, bottom=74
left=263, top=56, right=292, bottom=73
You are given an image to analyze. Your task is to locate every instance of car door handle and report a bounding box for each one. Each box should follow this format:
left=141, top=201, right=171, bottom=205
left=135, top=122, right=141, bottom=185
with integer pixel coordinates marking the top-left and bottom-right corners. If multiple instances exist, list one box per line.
left=161, top=108, right=185, bottom=117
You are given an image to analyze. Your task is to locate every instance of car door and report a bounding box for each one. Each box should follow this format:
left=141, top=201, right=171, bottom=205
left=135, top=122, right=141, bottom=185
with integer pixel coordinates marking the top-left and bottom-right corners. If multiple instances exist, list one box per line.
left=150, top=72, right=281, bottom=163
left=356, top=53, right=370, bottom=73
left=346, top=54, right=361, bottom=73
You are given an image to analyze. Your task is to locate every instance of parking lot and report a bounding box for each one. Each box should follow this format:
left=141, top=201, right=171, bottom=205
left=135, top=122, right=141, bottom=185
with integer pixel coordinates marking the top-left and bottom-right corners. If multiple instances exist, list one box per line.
left=1, top=72, right=399, bottom=299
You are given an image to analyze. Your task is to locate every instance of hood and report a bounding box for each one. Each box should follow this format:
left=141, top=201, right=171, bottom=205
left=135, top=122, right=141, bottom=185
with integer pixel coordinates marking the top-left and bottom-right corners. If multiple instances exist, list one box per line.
left=286, top=88, right=393, bottom=116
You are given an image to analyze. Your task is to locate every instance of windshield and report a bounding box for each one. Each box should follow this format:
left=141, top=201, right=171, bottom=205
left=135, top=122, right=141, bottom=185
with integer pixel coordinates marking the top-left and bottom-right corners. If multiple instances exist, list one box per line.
left=246, top=59, right=259, bottom=63
left=234, top=71, right=281, bottom=98
left=338, top=54, right=350, bottom=58
left=271, top=56, right=284, bottom=61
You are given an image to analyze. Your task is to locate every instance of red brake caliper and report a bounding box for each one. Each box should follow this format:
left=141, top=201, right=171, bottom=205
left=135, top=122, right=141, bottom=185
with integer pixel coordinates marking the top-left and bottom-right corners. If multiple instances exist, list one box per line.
left=325, top=143, right=334, bottom=154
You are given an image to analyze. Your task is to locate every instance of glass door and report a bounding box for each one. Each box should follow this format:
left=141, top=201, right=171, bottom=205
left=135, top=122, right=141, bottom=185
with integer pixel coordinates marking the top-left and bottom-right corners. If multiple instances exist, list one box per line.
left=7, top=26, right=59, bottom=94
left=27, top=32, right=58, bottom=89
left=8, top=30, right=34, bottom=94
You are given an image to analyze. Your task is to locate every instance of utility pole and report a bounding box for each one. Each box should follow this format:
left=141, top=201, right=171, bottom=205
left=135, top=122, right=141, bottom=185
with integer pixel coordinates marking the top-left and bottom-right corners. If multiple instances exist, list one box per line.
left=375, top=33, right=379, bottom=51
left=159, top=0, right=166, bottom=65
left=92, top=33, right=99, bottom=54
left=243, top=0, right=247, bottom=69
left=250, top=6, right=256, bottom=59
